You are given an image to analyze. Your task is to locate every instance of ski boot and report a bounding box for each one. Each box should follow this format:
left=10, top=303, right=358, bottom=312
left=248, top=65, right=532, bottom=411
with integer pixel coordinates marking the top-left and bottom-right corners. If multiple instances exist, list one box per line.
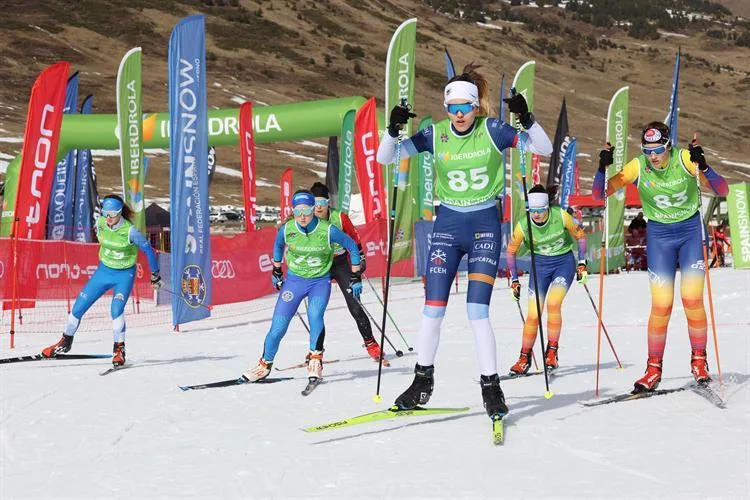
left=544, top=341, right=559, bottom=372
left=307, top=350, right=324, bottom=380
left=480, top=374, right=509, bottom=418
left=394, top=363, right=434, bottom=410
left=509, top=349, right=532, bottom=376
left=633, top=357, right=662, bottom=393
left=242, top=358, right=272, bottom=382
left=690, top=349, right=711, bottom=385
left=41, top=335, right=74, bottom=358
left=112, top=342, right=126, bottom=366
left=364, top=339, right=382, bottom=362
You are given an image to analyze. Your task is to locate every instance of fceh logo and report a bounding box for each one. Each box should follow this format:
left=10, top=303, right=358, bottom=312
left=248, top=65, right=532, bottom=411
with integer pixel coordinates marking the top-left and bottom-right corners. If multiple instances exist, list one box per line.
left=25, top=103, right=57, bottom=237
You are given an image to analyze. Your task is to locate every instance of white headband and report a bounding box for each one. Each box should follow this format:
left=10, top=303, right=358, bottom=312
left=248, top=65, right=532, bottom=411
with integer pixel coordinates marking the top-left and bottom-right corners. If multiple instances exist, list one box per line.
left=528, top=192, right=549, bottom=209
left=444, top=81, right=479, bottom=107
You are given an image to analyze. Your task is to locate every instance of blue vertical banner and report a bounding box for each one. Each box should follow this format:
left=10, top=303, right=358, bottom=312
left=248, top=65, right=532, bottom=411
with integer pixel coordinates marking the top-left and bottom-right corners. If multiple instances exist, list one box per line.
left=559, top=138, right=578, bottom=210
left=73, top=95, right=94, bottom=242
left=47, top=72, right=79, bottom=240
left=666, top=48, right=680, bottom=145
left=168, top=15, right=211, bottom=326
left=443, top=48, right=456, bottom=79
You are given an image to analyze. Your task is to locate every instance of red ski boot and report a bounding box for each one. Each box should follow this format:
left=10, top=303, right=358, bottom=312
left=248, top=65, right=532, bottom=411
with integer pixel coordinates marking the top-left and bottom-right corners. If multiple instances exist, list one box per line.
left=544, top=342, right=559, bottom=371
left=690, top=349, right=711, bottom=385
left=112, top=342, right=126, bottom=366
left=41, top=335, right=74, bottom=358
left=509, top=349, right=532, bottom=376
left=633, top=357, right=662, bottom=393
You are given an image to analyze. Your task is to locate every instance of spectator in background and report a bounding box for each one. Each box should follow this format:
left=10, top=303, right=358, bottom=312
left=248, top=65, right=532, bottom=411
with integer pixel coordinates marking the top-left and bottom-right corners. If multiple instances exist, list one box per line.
left=629, top=211, right=647, bottom=234
left=710, top=221, right=729, bottom=268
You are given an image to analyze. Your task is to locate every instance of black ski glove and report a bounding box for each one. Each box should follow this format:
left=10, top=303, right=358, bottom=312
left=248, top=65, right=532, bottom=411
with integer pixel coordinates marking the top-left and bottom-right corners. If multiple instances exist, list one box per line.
left=503, top=91, right=534, bottom=129
left=689, top=142, right=709, bottom=172
left=388, top=104, right=416, bottom=137
left=272, top=266, right=284, bottom=290
left=150, top=272, right=163, bottom=290
left=598, top=143, right=614, bottom=174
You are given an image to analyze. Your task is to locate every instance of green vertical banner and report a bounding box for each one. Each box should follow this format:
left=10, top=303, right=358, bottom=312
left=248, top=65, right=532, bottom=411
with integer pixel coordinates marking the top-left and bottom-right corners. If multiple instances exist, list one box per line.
left=727, top=182, right=750, bottom=269
left=605, top=86, right=629, bottom=271
left=1, top=155, right=21, bottom=235
left=116, top=47, right=146, bottom=231
left=509, top=61, right=535, bottom=256
left=417, top=116, right=434, bottom=220
left=338, top=109, right=356, bottom=214
left=385, top=17, right=417, bottom=262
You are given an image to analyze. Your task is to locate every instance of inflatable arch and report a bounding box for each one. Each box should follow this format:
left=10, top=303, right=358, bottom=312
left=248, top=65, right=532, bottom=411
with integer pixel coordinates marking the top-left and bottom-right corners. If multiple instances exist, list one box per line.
left=1, top=96, right=374, bottom=234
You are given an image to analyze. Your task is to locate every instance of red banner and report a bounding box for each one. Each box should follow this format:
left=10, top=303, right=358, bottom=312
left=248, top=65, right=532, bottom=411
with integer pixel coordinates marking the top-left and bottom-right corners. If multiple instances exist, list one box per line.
left=0, top=219, right=399, bottom=308
left=280, top=168, right=293, bottom=221
left=531, top=153, right=541, bottom=186
left=239, top=101, right=257, bottom=232
left=14, top=62, right=69, bottom=240
left=0, top=238, right=152, bottom=307
left=354, top=97, right=386, bottom=223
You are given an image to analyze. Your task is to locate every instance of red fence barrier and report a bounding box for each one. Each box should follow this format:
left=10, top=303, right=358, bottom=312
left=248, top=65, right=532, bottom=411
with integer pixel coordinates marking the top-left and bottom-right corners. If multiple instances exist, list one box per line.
left=0, top=217, right=413, bottom=307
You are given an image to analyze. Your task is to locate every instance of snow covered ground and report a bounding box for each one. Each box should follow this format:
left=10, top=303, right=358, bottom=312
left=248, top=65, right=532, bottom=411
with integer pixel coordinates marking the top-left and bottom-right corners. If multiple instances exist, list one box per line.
left=1, top=269, right=748, bottom=499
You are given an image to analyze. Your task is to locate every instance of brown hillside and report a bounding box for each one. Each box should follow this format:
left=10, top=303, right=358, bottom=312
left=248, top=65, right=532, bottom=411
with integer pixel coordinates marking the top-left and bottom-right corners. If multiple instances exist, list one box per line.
left=0, top=0, right=748, bottom=212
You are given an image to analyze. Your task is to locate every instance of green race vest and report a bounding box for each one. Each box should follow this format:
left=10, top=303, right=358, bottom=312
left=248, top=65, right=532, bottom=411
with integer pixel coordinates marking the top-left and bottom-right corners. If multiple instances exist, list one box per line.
left=519, top=207, right=575, bottom=257
left=284, top=218, right=334, bottom=278
left=96, top=217, right=138, bottom=269
left=327, top=209, right=345, bottom=255
left=432, top=117, right=504, bottom=207
left=637, top=148, right=699, bottom=224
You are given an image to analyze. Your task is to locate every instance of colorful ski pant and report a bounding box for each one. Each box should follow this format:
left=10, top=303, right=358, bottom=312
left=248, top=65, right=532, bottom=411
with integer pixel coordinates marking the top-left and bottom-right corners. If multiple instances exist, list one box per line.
left=262, top=273, right=331, bottom=361
left=645, top=212, right=707, bottom=358
left=521, top=251, right=575, bottom=350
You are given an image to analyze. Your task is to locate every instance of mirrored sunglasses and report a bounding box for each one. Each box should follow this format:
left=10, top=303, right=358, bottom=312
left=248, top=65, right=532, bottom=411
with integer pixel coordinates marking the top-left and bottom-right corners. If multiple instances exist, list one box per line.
left=641, top=144, right=668, bottom=156
left=445, top=103, right=476, bottom=115
left=529, top=207, right=548, bottom=214
left=103, top=209, right=122, bottom=218
left=314, top=199, right=330, bottom=207
left=293, top=207, right=314, bottom=217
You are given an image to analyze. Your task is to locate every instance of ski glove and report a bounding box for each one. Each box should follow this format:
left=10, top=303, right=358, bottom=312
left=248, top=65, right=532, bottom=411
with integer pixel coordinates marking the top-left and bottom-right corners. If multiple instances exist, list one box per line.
left=348, top=270, right=363, bottom=299
left=510, top=280, right=521, bottom=301
left=576, top=261, right=588, bottom=285
left=388, top=104, right=417, bottom=137
left=272, top=266, right=284, bottom=290
left=150, top=272, right=163, bottom=290
left=598, top=143, right=614, bottom=174
left=502, top=93, right=534, bottom=129
left=688, top=142, right=709, bottom=172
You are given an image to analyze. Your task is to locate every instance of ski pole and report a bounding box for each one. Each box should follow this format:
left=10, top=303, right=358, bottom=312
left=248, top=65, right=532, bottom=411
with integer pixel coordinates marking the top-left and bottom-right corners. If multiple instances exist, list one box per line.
left=295, top=311, right=311, bottom=333
left=515, top=300, right=540, bottom=372
left=374, top=99, right=410, bottom=403
left=692, top=133, right=722, bottom=385
left=582, top=283, right=622, bottom=368
left=364, top=275, right=413, bottom=351
left=355, top=297, right=402, bottom=356
left=514, top=105, right=552, bottom=399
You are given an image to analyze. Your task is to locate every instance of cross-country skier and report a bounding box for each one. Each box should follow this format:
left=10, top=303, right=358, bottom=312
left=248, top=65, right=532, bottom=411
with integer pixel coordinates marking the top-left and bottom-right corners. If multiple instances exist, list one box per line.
left=505, top=184, right=588, bottom=375
left=309, top=182, right=384, bottom=362
left=376, top=63, right=553, bottom=419
left=243, top=190, right=362, bottom=383
left=41, top=195, right=162, bottom=366
left=594, top=122, right=728, bottom=392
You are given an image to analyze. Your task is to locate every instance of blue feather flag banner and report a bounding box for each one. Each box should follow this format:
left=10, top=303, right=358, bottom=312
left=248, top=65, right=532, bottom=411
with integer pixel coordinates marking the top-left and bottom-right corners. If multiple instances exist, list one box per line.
left=168, top=15, right=211, bottom=326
